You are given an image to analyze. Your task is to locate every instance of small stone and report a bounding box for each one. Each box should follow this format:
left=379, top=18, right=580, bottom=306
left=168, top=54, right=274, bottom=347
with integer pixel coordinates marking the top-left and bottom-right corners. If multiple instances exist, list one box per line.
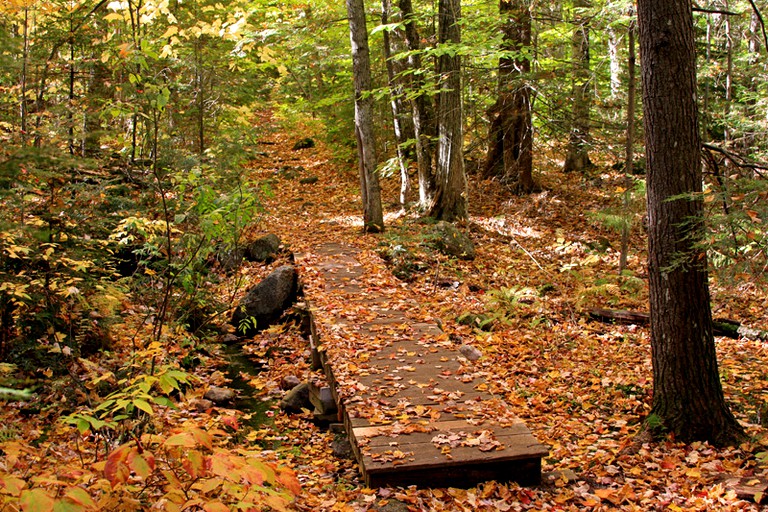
left=204, top=386, right=235, bottom=404
left=280, top=375, right=302, bottom=391
left=292, top=138, right=315, bottom=150
left=191, top=398, right=214, bottom=412
left=299, top=175, right=318, bottom=184
left=221, top=333, right=240, bottom=344
left=331, top=436, right=354, bottom=459
left=459, top=344, right=482, bottom=361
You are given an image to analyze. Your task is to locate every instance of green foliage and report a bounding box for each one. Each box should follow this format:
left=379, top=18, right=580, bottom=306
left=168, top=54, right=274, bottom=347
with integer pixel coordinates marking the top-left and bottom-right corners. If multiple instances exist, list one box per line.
left=576, top=271, right=645, bottom=310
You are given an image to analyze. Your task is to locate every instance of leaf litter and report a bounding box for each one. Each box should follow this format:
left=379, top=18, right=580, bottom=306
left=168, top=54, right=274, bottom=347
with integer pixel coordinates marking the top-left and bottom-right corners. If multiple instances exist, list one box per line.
left=0, top=114, right=766, bottom=510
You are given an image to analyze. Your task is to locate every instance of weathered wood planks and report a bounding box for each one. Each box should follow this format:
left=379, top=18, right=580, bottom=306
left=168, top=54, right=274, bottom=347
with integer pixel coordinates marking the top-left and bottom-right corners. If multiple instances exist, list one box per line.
left=300, top=243, right=548, bottom=488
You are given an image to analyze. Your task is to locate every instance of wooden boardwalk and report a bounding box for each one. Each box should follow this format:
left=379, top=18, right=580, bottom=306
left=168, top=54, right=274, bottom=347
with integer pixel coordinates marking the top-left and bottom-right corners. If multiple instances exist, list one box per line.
left=301, top=243, right=548, bottom=488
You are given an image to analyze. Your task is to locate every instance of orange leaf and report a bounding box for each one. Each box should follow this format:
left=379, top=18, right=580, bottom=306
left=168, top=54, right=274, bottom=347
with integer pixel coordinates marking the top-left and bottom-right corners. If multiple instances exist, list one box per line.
left=182, top=450, right=206, bottom=480
left=105, top=444, right=134, bottom=487
left=221, top=415, right=239, bottom=431
left=164, top=432, right=197, bottom=448
left=190, top=428, right=213, bottom=450
left=275, top=467, right=301, bottom=496
left=203, top=501, right=230, bottom=512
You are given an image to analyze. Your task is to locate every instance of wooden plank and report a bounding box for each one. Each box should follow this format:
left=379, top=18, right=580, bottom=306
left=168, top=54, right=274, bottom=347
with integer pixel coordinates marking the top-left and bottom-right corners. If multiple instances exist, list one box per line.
left=302, top=243, right=548, bottom=489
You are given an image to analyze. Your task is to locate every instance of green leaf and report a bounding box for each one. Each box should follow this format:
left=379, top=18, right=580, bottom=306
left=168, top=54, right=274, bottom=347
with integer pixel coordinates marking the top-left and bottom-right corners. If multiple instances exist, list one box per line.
left=133, top=398, right=153, bottom=415
left=20, top=489, right=55, bottom=512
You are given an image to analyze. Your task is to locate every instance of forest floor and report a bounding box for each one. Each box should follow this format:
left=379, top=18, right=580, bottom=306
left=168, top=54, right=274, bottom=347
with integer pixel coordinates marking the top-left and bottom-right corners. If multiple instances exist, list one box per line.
left=230, top=115, right=768, bottom=510
left=2, top=114, right=768, bottom=511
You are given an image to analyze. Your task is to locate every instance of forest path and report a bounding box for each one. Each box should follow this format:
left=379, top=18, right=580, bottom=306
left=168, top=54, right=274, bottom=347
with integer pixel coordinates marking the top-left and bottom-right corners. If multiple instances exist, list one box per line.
left=242, top=117, right=548, bottom=487
left=299, top=242, right=547, bottom=487
left=233, top=116, right=768, bottom=507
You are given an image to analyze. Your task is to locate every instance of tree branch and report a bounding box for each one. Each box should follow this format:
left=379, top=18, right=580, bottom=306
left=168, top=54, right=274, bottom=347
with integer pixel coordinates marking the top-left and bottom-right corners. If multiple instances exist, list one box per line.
left=746, top=0, right=768, bottom=53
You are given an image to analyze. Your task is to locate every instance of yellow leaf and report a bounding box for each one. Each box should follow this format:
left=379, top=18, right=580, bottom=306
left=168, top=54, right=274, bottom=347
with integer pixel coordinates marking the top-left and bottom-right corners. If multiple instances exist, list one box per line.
left=133, top=398, right=153, bottom=415
left=161, top=26, right=178, bottom=38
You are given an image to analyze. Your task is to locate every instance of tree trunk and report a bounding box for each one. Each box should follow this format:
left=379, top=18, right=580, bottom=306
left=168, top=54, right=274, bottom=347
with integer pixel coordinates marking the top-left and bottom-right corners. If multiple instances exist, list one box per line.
left=83, top=58, right=110, bottom=156
left=483, top=0, right=536, bottom=195
left=563, top=0, right=593, bottom=173
left=347, top=0, right=384, bottom=232
left=428, top=0, right=467, bottom=222
left=382, top=0, right=415, bottom=207
left=399, top=0, right=437, bottom=209
left=607, top=25, right=621, bottom=100
left=619, top=14, right=636, bottom=274
left=637, top=0, right=744, bottom=446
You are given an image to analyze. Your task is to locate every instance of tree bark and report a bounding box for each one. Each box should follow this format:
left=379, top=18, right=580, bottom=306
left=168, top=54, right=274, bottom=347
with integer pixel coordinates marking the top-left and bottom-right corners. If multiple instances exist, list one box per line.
left=563, top=0, right=593, bottom=173
left=347, top=0, right=384, bottom=232
left=483, top=0, right=536, bottom=195
left=637, top=0, right=744, bottom=446
left=619, top=14, right=636, bottom=274
left=399, top=0, right=437, bottom=209
left=429, top=0, right=468, bottom=221
left=382, top=0, right=416, bottom=207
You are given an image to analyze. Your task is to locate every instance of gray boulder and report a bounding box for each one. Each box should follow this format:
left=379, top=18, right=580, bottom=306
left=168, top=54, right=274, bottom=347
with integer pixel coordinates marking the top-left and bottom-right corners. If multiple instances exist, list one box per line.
left=279, top=382, right=311, bottom=413
left=231, top=265, right=298, bottom=335
left=245, top=234, right=281, bottom=263
left=204, top=386, right=235, bottom=404
left=431, top=221, right=476, bottom=260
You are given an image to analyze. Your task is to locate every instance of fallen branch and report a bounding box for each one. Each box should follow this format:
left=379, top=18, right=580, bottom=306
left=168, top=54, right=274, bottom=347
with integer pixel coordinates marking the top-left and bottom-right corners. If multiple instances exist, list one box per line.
left=588, top=308, right=768, bottom=341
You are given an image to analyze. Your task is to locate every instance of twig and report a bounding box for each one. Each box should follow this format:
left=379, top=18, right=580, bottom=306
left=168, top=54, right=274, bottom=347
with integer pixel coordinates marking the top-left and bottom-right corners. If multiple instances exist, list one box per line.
left=509, top=236, right=545, bottom=272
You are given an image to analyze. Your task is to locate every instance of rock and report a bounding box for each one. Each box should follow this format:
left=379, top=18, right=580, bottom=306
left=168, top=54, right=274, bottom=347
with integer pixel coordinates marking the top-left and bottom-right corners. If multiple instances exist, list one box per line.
left=245, top=234, right=281, bottom=263
left=231, top=265, right=299, bottom=335
left=459, top=344, right=482, bottom=361
left=221, top=333, right=240, bottom=344
left=299, top=175, right=318, bottom=184
left=216, top=247, right=246, bottom=272
left=191, top=398, right=214, bottom=412
left=279, top=382, right=311, bottom=413
left=430, top=221, right=476, bottom=260
left=280, top=375, right=302, bottom=391
left=331, top=435, right=354, bottom=459
left=204, top=386, right=235, bottom=404
left=292, top=138, right=315, bottom=150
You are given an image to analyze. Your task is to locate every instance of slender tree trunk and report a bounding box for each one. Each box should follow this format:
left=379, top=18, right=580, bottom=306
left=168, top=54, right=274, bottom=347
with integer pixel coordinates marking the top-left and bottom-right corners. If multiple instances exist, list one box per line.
left=723, top=2, right=733, bottom=152
left=382, top=0, right=414, bottom=207
left=429, top=0, right=467, bottom=221
left=68, top=21, right=76, bottom=157
left=619, top=14, right=636, bottom=274
left=563, top=0, right=593, bottom=173
left=484, top=0, right=536, bottom=195
left=84, top=58, right=109, bottom=155
left=607, top=25, right=621, bottom=101
left=637, top=0, right=745, bottom=446
left=399, top=0, right=437, bottom=209
left=347, top=0, right=384, bottom=232
left=20, top=6, right=29, bottom=146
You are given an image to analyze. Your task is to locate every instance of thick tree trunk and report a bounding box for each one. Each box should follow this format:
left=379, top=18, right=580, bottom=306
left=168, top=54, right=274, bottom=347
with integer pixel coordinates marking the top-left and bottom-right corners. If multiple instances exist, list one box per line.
left=637, top=0, right=744, bottom=446
left=484, top=0, right=535, bottom=195
left=563, top=0, right=593, bottom=174
left=429, top=0, right=468, bottom=221
left=347, top=0, right=384, bottom=232
left=399, top=0, right=437, bottom=209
